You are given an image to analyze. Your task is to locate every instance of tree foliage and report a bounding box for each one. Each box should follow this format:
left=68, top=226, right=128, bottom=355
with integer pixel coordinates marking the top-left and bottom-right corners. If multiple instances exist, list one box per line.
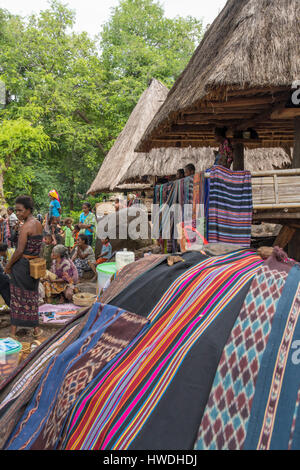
left=0, top=0, right=203, bottom=213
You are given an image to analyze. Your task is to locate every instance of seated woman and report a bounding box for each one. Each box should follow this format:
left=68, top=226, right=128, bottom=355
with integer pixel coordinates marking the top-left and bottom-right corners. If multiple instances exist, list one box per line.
left=42, top=244, right=78, bottom=303
left=72, top=234, right=95, bottom=279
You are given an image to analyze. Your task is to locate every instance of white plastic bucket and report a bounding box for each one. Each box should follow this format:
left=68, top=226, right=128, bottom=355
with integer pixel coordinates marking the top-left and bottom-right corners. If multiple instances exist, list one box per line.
left=0, top=337, right=22, bottom=379
left=96, top=262, right=117, bottom=295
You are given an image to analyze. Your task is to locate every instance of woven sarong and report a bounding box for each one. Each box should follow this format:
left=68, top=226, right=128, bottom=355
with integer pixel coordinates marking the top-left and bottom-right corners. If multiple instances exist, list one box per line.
left=207, top=166, right=252, bottom=246
left=101, top=254, right=167, bottom=304
left=194, top=263, right=300, bottom=450
left=56, top=251, right=261, bottom=450
left=5, top=304, right=148, bottom=450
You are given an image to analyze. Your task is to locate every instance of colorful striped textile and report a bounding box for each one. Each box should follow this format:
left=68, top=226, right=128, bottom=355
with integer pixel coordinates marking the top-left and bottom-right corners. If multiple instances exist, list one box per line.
left=207, top=166, right=252, bottom=247
left=194, top=263, right=300, bottom=450
left=57, top=251, right=262, bottom=450
left=100, top=254, right=167, bottom=305
left=5, top=304, right=148, bottom=450
left=244, top=264, right=300, bottom=450
left=154, top=174, right=206, bottom=252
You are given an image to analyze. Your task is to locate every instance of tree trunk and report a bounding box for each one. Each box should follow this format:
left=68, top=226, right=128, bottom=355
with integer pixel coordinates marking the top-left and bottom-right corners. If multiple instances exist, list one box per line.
left=69, top=174, right=75, bottom=211
left=0, top=170, right=7, bottom=213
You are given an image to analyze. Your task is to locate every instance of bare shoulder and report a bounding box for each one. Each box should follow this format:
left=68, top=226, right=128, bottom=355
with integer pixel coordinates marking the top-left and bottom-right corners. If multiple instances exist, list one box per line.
left=27, top=217, right=43, bottom=236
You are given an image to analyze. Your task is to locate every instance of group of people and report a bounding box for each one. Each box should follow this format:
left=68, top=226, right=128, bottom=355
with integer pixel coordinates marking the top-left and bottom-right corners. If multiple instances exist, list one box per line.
left=0, top=192, right=113, bottom=339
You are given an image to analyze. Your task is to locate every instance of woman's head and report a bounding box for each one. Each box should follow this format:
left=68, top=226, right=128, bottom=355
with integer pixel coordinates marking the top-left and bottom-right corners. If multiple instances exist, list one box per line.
left=184, top=164, right=196, bottom=177
left=176, top=169, right=185, bottom=179
left=64, top=217, right=73, bottom=227
left=78, top=234, right=89, bottom=247
left=82, top=202, right=91, bottom=214
left=52, top=244, right=68, bottom=260
left=15, top=195, right=34, bottom=221
left=44, top=233, right=53, bottom=245
left=48, top=190, right=60, bottom=201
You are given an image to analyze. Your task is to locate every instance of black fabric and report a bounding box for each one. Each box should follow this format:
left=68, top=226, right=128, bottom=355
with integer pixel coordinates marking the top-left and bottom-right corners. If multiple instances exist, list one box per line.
left=129, top=278, right=252, bottom=450
left=110, top=251, right=208, bottom=317
left=0, top=265, right=10, bottom=306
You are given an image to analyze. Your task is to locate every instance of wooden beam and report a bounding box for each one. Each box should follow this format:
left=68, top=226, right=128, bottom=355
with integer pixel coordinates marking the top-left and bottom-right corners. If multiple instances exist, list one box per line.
left=271, top=108, right=300, bottom=119
left=274, top=225, right=296, bottom=248
left=204, top=96, right=283, bottom=109
left=235, top=95, right=290, bottom=131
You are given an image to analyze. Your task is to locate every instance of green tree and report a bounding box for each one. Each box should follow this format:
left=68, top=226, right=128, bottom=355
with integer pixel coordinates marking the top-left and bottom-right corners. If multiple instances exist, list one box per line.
left=0, top=2, right=106, bottom=211
left=99, top=0, right=203, bottom=139
left=0, top=0, right=203, bottom=213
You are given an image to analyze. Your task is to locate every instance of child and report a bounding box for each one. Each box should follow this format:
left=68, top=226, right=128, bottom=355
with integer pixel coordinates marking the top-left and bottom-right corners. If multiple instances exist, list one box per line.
left=50, top=218, right=63, bottom=245
left=40, top=233, right=54, bottom=270
left=88, top=237, right=112, bottom=279
left=97, top=237, right=112, bottom=264
left=62, top=218, right=74, bottom=253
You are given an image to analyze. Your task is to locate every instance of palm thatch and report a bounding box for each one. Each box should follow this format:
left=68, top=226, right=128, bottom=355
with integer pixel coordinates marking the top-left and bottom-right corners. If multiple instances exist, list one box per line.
left=120, top=147, right=292, bottom=183
left=136, top=0, right=300, bottom=151
left=87, top=79, right=168, bottom=194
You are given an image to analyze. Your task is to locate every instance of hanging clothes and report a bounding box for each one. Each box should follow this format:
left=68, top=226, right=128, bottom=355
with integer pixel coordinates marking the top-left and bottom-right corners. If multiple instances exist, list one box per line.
left=206, top=165, right=253, bottom=247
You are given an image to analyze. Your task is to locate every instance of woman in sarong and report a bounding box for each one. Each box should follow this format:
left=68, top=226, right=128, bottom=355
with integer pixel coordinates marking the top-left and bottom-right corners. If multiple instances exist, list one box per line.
left=42, top=244, right=78, bottom=302
left=5, top=196, right=43, bottom=338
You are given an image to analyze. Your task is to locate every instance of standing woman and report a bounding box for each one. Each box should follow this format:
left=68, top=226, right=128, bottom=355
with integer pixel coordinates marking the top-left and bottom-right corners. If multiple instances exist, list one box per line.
left=78, top=202, right=96, bottom=246
left=214, top=127, right=234, bottom=169
left=48, top=189, right=61, bottom=224
left=5, top=196, right=43, bottom=338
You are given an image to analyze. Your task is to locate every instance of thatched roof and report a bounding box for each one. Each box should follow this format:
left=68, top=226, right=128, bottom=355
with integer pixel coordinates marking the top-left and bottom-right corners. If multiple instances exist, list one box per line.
left=136, top=0, right=300, bottom=152
left=87, top=79, right=168, bottom=194
left=120, top=147, right=292, bottom=183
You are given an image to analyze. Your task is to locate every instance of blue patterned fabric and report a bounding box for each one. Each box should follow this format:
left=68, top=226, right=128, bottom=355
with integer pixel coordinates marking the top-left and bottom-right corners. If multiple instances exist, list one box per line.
left=244, top=265, right=300, bottom=450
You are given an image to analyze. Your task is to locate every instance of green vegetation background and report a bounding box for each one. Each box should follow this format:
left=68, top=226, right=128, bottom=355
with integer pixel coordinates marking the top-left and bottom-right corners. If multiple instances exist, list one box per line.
left=0, top=0, right=203, bottom=216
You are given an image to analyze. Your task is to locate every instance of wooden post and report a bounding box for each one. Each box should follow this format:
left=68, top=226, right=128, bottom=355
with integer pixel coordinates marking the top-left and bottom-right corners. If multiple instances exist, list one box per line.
left=288, top=117, right=300, bottom=260
left=233, top=142, right=245, bottom=171
left=293, top=116, right=300, bottom=168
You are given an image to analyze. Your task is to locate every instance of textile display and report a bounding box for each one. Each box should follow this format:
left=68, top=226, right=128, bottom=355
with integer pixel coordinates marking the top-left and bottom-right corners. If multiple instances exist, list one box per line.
left=5, top=303, right=148, bottom=450
left=55, top=251, right=262, bottom=450
left=154, top=175, right=206, bottom=253
left=0, top=307, right=91, bottom=448
left=101, top=254, right=167, bottom=305
left=206, top=166, right=252, bottom=247
left=110, top=252, right=209, bottom=316
left=194, top=263, right=300, bottom=450
left=10, top=235, right=43, bottom=327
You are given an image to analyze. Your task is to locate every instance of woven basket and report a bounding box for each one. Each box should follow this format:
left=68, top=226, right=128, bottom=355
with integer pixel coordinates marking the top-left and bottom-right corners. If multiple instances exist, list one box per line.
left=29, top=258, right=46, bottom=279
left=72, top=292, right=97, bottom=307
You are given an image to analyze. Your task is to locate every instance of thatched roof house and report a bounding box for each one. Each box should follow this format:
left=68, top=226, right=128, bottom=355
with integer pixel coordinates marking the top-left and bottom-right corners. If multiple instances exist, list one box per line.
left=120, top=147, right=292, bottom=184
left=136, top=0, right=300, bottom=152
left=88, top=79, right=168, bottom=194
